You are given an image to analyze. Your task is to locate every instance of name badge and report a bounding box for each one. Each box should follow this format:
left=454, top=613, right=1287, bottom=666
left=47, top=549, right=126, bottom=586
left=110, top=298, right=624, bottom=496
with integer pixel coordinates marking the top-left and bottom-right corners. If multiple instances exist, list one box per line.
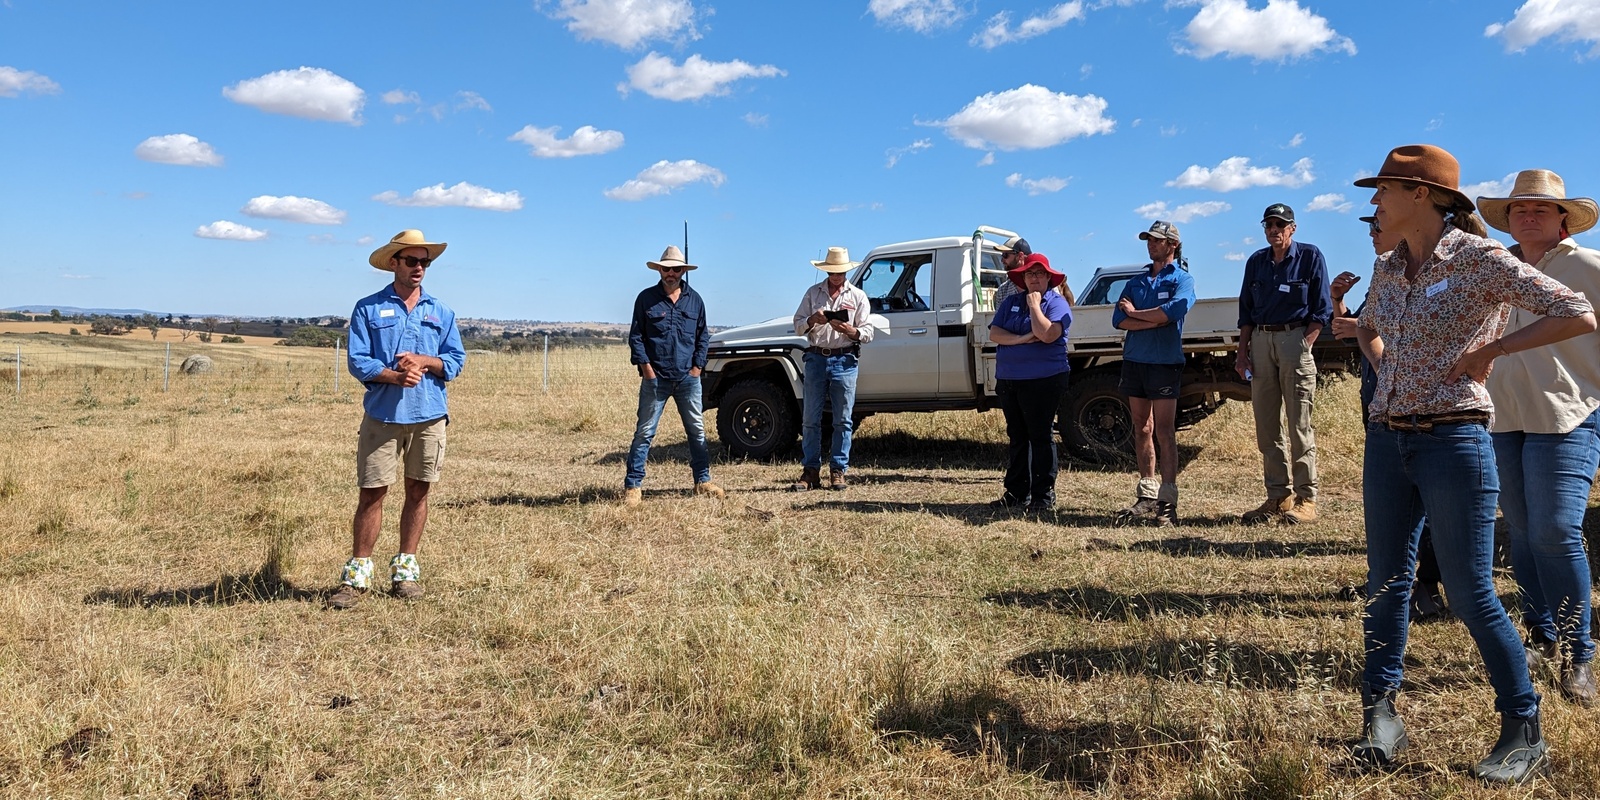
left=379, top=309, right=396, bottom=318
left=1426, top=278, right=1449, bottom=297
left=1278, top=284, right=1291, bottom=293
left=1157, top=292, right=1170, bottom=299
left=1010, top=305, right=1020, bottom=312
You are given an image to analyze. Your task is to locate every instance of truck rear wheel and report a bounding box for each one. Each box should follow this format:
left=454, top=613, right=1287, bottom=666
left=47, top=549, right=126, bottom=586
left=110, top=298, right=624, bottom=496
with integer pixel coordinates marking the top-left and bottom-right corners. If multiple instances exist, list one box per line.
left=716, top=379, right=798, bottom=460
left=1060, top=372, right=1134, bottom=465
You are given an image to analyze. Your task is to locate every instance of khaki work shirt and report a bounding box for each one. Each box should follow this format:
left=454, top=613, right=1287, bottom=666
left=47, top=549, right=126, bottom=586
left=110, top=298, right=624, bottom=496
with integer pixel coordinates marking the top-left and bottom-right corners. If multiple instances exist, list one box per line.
left=1488, top=237, right=1600, bottom=434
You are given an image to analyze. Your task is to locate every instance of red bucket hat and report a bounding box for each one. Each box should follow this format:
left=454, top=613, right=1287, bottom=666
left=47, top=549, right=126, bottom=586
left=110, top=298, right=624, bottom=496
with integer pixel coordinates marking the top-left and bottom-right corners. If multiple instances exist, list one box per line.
left=1007, top=253, right=1065, bottom=289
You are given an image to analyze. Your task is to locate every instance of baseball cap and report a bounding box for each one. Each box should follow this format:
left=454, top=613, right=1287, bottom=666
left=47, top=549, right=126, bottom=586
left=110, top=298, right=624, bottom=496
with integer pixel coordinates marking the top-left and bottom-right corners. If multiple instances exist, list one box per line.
left=1262, top=204, right=1295, bottom=223
left=1138, top=221, right=1180, bottom=242
left=996, top=236, right=1032, bottom=255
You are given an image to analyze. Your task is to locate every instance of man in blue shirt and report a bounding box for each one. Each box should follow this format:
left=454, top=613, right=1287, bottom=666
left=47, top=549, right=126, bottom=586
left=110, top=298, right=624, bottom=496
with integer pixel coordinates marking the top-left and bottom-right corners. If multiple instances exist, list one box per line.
left=1112, top=221, right=1196, bottom=526
left=624, top=245, right=722, bottom=505
left=1234, top=204, right=1332, bottom=526
left=327, top=229, right=466, bottom=610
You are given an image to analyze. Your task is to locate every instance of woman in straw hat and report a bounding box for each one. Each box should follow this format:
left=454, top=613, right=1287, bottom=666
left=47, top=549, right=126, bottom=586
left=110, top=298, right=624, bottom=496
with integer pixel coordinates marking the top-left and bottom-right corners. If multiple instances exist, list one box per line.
left=1477, top=170, right=1600, bottom=707
left=987, top=253, right=1073, bottom=512
left=1349, top=145, right=1595, bottom=783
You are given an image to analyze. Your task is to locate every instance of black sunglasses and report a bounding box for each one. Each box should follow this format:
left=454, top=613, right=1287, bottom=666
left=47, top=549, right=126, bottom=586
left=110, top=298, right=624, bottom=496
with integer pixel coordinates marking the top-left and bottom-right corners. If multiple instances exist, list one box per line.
left=1368, top=221, right=1381, bottom=235
left=659, top=265, right=685, bottom=273
left=396, top=255, right=432, bottom=268
left=1262, top=220, right=1292, bottom=230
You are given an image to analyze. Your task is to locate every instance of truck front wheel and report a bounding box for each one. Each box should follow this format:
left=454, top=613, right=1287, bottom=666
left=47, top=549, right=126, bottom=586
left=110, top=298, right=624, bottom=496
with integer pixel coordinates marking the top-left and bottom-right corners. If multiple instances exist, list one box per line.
left=716, top=379, right=798, bottom=460
left=1060, top=372, right=1134, bottom=465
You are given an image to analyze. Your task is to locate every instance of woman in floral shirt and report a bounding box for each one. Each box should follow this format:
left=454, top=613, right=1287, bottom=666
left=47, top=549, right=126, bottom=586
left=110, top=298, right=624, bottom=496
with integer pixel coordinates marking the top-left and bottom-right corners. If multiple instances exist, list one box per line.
left=1350, top=145, right=1595, bottom=784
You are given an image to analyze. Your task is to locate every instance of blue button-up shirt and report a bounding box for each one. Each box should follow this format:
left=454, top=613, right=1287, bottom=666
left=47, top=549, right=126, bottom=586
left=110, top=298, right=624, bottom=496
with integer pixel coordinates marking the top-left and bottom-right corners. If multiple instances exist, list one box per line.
left=1113, top=262, right=1195, bottom=366
left=629, top=280, right=709, bottom=382
left=347, top=283, right=465, bottom=424
left=1237, top=240, right=1332, bottom=328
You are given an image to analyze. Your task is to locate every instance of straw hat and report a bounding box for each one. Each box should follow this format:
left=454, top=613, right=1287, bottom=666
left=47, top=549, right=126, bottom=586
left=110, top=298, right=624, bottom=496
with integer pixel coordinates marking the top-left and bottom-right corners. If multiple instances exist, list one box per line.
left=1007, top=253, right=1064, bottom=289
left=1476, top=169, right=1598, bottom=236
left=1352, top=144, right=1473, bottom=211
left=369, top=229, right=447, bottom=271
left=811, top=246, right=859, bottom=273
left=647, top=245, right=697, bottom=271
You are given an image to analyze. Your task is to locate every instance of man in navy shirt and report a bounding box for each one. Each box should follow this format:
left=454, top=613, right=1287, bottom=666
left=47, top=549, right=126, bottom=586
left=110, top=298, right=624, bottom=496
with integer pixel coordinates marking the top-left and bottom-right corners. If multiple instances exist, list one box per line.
left=625, top=245, right=722, bottom=505
left=1112, top=221, right=1196, bottom=526
left=1235, top=204, right=1332, bottom=526
left=327, top=230, right=466, bottom=610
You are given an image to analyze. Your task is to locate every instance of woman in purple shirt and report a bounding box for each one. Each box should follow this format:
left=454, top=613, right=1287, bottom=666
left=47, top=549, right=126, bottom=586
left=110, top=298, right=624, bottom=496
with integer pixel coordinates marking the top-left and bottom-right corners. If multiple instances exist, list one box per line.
left=987, top=254, right=1073, bottom=512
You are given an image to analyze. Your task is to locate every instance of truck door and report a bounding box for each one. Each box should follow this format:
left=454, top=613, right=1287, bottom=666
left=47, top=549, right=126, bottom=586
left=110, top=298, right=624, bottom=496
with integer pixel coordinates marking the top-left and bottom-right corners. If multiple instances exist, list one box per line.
left=854, top=251, right=940, bottom=399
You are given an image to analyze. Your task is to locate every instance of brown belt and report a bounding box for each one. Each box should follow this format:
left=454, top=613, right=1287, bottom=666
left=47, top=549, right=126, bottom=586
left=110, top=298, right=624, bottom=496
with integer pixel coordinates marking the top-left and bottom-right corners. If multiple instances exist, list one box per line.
left=1257, top=321, right=1307, bottom=332
left=806, top=345, right=859, bottom=356
left=1384, top=411, right=1490, bottom=432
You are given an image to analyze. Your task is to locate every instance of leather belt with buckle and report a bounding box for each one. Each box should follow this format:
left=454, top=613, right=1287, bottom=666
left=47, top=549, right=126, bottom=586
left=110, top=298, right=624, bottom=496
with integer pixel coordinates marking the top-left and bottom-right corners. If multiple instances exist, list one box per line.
left=806, top=345, right=859, bottom=356
left=1384, top=411, right=1490, bottom=432
left=1257, top=321, right=1307, bottom=332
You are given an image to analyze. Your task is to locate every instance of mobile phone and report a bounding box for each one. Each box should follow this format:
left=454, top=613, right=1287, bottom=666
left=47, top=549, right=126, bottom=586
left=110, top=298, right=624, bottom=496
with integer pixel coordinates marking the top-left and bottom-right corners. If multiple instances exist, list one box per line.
left=823, top=309, right=848, bottom=322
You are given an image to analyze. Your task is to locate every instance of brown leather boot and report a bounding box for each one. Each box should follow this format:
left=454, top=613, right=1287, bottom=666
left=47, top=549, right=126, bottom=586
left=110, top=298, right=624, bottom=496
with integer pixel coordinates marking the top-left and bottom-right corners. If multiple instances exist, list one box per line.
left=1561, top=661, right=1597, bottom=707
left=828, top=469, right=847, bottom=491
left=791, top=467, right=821, bottom=492
left=1241, top=496, right=1293, bottom=525
left=1283, top=498, right=1318, bottom=525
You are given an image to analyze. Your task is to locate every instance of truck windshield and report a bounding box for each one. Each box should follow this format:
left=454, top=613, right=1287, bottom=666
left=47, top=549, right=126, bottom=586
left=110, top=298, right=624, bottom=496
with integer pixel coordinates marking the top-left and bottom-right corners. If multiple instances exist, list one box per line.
left=857, top=254, right=933, bottom=313
left=1080, top=276, right=1131, bottom=306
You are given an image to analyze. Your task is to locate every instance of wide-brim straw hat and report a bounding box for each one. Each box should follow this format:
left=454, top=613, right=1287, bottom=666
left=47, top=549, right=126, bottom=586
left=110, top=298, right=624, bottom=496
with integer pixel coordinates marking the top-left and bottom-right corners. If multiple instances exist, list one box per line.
left=369, top=229, right=447, bottom=270
left=1353, top=144, right=1473, bottom=212
left=1476, top=169, right=1598, bottom=236
left=811, top=246, right=859, bottom=273
left=1007, top=253, right=1065, bottom=289
left=647, top=245, right=697, bottom=271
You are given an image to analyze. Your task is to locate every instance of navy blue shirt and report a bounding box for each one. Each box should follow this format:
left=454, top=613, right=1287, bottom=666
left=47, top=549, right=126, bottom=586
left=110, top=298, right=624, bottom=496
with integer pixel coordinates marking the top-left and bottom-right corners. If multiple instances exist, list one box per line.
left=628, top=280, right=709, bottom=382
left=990, top=290, right=1072, bottom=380
left=1112, top=262, right=1195, bottom=366
left=1237, top=240, right=1333, bottom=328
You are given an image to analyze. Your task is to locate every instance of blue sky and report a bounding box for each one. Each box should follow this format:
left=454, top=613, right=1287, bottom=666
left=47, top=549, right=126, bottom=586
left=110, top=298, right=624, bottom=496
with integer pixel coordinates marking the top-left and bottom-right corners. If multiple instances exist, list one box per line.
left=4, top=0, right=1599, bottom=326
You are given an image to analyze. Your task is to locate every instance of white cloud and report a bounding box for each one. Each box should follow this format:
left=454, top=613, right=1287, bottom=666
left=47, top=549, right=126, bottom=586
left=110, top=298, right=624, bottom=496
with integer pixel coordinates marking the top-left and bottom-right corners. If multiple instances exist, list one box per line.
left=1285, top=132, right=1305, bottom=148
left=621, top=53, right=786, bottom=101
left=1461, top=173, right=1518, bottom=201
left=1180, top=0, right=1356, bottom=61
left=551, top=0, right=700, bottom=49
left=972, top=3, right=1085, bottom=49
left=509, top=124, right=625, bottom=158
left=934, top=84, right=1114, bottom=150
left=134, top=134, right=223, bottom=167
left=0, top=66, right=60, bottom=97
left=1223, top=252, right=1246, bottom=261
left=828, top=202, right=884, bottom=213
left=240, top=195, right=347, bottom=225
left=869, top=0, right=967, bottom=33
left=373, top=182, right=524, bottom=211
left=976, top=152, right=995, bottom=166
left=1487, top=0, right=1600, bottom=56
left=455, top=91, right=492, bottom=111
left=742, top=112, right=769, bottom=127
left=223, top=67, right=365, bottom=124
left=885, top=138, right=932, bottom=168
left=1306, top=193, right=1353, bottom=213
left=1167, top=156, right=1314, bottom=191
left=195, top=221, right=267, bottom=241
left=604, top=159, right=724, bottom=201
left=1134, top=200, right=1232, bottom=223
left=381, top=89, right=420, bottom=105
left=1005, top=172, right=1070, bottom=195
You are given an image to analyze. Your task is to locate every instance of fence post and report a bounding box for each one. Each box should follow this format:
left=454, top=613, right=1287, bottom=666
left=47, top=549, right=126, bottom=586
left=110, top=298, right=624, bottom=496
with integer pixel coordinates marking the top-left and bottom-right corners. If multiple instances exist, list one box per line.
left=14, top=346, right=19, bottom=396
left=163, top=343, right=170, bottom=392
left=543, top=334, right=550, bottom=392
left=334, top=338, right=341, bottom=393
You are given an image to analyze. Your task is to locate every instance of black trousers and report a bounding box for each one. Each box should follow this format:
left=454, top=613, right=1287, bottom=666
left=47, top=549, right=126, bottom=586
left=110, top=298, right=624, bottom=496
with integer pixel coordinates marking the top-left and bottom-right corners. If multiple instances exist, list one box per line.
left=997, top=372, right=1070, bottom=504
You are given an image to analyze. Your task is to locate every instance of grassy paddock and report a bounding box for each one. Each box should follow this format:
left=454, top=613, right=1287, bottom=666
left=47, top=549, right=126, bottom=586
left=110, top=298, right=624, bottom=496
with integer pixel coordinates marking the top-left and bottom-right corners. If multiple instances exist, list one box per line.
left=1, top=343, right=1597, bottom=798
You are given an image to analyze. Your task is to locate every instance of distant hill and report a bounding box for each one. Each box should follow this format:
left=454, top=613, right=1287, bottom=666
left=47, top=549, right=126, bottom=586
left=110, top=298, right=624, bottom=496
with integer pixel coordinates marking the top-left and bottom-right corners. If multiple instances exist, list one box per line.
left=5, top=305, right=177, bottom=317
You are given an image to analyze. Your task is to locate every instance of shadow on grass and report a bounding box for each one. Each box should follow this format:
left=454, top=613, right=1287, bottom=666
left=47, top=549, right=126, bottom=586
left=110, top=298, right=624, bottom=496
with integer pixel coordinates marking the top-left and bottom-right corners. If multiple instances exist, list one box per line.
left=438, top=485, right=619, bottom=509
left=985, top=584, right=1352, bottom=621
left=84, top=565, right=316, bottom=608
left=874, top=688, right=1200, bottom=787
left=1007, top=640, right=1366, bottom=691
left=1084, top=535, right=1364, bottom=559
left=796, top=499, right=1027, bottom=526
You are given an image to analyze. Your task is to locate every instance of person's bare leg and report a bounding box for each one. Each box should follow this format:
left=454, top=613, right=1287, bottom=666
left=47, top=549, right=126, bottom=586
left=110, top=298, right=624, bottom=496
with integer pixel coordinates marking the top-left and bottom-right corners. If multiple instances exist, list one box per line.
left=351, top=485, right=388, bottom=558
left=1152, top=398, right=1179, bottom=485
left=398, top=478, right=432, bottom=555
left=1128, top=396, right=1157, bottom=479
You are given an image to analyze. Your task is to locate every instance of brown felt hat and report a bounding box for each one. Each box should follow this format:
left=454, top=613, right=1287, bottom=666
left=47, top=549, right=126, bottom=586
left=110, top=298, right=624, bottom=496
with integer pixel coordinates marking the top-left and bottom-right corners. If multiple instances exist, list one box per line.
left=1353, top=144, right=1473, bottom=211
left=1476, top=169, right=1598, bottom=236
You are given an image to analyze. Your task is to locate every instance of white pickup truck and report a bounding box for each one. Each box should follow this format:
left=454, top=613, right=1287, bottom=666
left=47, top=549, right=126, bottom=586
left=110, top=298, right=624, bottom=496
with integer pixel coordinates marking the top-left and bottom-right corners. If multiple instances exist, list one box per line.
left=703, top=226, right=1355, bottom=463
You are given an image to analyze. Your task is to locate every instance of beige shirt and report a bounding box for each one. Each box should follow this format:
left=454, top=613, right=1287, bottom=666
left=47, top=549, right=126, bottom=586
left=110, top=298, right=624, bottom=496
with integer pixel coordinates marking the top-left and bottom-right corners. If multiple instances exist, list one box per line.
left=793, top=280, right=876, bottom=349
left=1487, top=237, right=1600, bottom=434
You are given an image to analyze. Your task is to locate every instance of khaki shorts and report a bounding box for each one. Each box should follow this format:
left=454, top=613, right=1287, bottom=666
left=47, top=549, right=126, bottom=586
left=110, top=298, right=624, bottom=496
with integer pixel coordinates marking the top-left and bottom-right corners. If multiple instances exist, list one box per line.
left=357, top=415, right=447, bottom=488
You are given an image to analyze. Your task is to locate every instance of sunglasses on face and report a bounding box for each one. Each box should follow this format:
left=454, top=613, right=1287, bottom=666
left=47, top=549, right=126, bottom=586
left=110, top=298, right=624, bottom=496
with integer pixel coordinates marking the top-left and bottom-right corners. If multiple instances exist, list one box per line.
left=659, top=266, right=684, bottom=274
left=396, top=255, right=432, bottom=269
left=1262, top=220, right=1292, bottom=230
left=1368, top=221, right=1381, bottom=235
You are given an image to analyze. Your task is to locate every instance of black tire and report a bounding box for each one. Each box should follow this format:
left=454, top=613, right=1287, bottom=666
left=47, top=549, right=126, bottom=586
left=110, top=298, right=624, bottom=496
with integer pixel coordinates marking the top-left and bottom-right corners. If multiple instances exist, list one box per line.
left=1060, top=371, right=1134, bottom=466
left=716, top=378, right=798, bottom=460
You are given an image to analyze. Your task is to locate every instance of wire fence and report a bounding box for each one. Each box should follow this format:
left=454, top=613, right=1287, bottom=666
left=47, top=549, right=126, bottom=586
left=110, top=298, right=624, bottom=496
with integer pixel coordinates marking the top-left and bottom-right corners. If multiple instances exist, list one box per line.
left=0, top=336, right=637, bottom=402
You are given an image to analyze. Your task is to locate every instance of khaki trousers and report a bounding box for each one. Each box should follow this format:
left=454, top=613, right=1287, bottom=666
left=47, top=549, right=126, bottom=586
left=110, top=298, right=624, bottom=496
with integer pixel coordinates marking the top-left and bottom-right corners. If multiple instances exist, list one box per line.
left=1250, top=328, right=1318, bottom=501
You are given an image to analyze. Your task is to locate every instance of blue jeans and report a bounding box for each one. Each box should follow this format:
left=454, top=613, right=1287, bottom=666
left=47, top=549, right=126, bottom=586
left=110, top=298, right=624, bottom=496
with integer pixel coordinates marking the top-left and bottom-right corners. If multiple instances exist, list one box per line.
left=802, top=353, right=858, bottom=472
left=624, top=375, right=711, bottom=488
left=1494, top=406, right=1600, bottom=665
left=1363, top=421, right=1539, bottom=717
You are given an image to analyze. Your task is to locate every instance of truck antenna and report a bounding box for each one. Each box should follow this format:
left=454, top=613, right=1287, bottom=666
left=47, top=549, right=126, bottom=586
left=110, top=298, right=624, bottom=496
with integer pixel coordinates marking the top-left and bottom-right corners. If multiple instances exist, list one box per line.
left=683, top=221, right=689, bottom=261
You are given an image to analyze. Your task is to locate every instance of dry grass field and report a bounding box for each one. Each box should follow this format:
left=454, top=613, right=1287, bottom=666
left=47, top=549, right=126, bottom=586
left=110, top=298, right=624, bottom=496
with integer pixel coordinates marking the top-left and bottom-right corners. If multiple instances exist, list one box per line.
left=1, top=339, right=1597, bottom=798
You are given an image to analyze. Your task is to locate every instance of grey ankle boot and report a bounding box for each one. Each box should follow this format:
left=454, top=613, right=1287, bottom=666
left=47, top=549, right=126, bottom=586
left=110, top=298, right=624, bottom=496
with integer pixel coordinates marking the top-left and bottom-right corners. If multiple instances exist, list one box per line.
left=1471, top=711, right=1550, bottom=784
left=1352, top=688, right=1408, bottom=766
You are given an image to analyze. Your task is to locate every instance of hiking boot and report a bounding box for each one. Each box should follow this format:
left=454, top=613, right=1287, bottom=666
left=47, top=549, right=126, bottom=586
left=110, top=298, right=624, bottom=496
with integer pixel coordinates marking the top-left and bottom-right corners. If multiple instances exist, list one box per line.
left=1526, top=637, right=1560, bottom=673
left=1409, top=584, right=1448, bottom=624
left=828, top=469, right=847, bottom=491
left=325, top=584, right=365, bottom=610
left=1025, top=499, right=1054, bottom=513
left=1560, top=661, right=1597, bottom=707
left=1282, top=498, right=1318, bottom=525
left=694, top=481, right=726, bottom=499
left=1352, top=688, right=1408, bottom=767
left=623, top=487, right=643, bottom=507
left=1471, top=711, right=1549, bottom=784
left=1155, top=501, right=1179, bottom=527
left=1113, top=497, right=1160, bottom=527
left=1241, top=496, right=1293, bottom=525
left=988, top=494, right=1026, bottom=510
left=390, top=580, right=424, bottom=601
left=791, top=468, right=821, bottom=492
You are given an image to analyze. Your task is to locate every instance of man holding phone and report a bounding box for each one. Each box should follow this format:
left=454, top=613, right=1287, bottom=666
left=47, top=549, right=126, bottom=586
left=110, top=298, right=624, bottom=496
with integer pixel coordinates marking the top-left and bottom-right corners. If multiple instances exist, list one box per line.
left=792, top=247, right=876, bottom=491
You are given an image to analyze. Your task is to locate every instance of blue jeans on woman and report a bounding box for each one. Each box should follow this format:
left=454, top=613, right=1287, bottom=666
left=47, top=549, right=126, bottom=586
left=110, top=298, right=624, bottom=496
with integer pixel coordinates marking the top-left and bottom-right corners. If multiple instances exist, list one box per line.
left=1363, top=421, right=1539, bottom=718
left=802, top=352, right=858, bottom=473
left=1493, top=406, right=1600, bottom=665
left=624, top=375, right=711, bottom=488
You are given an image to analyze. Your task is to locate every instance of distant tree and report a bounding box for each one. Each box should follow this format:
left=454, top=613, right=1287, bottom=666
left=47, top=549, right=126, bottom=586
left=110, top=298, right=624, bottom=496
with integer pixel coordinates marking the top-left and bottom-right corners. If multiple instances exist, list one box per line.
left=49, top=309, right=62, bottom=322
left=228, top=319, right=241, bottom=335
left=197, top=331, right=212, bottom=343
left=277, top=326, right=345, bottom=348
left=179, top=327, right=193, bottom=343
left=220, top=335, right=244, bottom=344
left=201, top=317, right=218, bottom=337
left=272, top=318, right=284, bottom=337
left=69, top=327, right=80, bottom=336
left=139, top=314, right=160, bottom=340
left=88, top=317, right=126, bottom=336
